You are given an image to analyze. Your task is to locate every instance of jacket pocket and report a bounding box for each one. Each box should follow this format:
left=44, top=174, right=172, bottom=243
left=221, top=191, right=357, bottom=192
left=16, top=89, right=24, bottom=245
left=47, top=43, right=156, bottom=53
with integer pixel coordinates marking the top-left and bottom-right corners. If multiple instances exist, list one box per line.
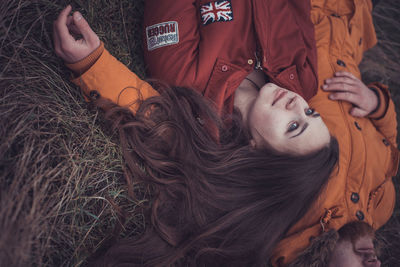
left=203, top=58, right=247, bottom=111
left=273, top=65, right=306, bottom=99
left=367, top=180, right=396, bottom=228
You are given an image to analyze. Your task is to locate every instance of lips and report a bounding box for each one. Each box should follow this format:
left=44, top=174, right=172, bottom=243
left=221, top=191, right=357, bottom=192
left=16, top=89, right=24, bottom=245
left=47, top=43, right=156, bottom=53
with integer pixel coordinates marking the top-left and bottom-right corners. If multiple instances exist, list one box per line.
left=272, top=89, right=287, bottom=106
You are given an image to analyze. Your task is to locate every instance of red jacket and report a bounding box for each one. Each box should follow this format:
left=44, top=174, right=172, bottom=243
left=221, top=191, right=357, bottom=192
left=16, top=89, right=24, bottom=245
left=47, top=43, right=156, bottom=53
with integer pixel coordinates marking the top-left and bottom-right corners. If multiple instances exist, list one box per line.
left=143, top=0, right=319, bottom=113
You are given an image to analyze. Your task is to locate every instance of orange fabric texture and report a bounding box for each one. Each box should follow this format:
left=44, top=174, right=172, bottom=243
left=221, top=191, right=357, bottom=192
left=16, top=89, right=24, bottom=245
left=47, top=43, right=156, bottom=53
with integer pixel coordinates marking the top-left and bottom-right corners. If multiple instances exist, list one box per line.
left=68, top=47, right=159, bottom=113
left=271, top=0, right=399, bottom=265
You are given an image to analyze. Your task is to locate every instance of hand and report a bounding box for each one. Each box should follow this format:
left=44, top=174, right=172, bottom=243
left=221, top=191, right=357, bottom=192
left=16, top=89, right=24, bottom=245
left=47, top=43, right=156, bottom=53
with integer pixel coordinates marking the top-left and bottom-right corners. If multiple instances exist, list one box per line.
left=53, top=5, right=100, bottom=63
left=322, top=71, right=378, bottom=117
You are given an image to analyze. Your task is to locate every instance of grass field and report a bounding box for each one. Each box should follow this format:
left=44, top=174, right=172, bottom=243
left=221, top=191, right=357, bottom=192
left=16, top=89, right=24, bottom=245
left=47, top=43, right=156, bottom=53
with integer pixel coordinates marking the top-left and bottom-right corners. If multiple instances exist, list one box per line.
left=1, top=0, right=399, bottom=266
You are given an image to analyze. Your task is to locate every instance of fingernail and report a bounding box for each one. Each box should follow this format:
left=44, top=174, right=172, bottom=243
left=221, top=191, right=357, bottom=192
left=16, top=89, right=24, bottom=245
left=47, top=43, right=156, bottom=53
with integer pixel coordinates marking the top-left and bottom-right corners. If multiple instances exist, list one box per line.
left=322, top=85, right=327, bottom=90
left=328, top=95, right=334, bottom=100
left=74, top=12, right=82, bottom=21
left=325, top=79, right=331, bottom=83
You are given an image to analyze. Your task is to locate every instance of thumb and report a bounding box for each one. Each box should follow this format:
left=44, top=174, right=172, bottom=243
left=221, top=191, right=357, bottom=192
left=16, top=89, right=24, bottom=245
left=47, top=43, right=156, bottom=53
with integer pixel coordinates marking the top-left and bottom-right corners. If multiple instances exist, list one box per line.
left=350, top=107, right=368, bottom=118
left=73, top=11, right=98, bottom=44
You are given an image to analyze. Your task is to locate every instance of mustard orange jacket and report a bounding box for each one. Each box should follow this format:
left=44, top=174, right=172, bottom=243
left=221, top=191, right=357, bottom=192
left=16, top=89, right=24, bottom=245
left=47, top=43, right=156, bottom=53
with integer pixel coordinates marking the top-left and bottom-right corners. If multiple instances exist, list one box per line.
left=271, top=0, right=399, bottom=265
left=143, top=0, right=319, bottom=113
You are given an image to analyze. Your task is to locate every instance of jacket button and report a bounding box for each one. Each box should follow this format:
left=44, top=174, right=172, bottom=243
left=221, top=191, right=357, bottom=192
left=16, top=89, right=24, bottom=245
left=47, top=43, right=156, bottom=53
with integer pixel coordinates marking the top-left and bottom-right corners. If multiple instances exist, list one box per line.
left=247, top=59, right=254, bottom=65
left=356, top=210, right=365, bottom=221
left=331, top=13, right=341, bottom=18
left=359, top=38, right=363, bottom=45
left=289, top=73, right=295, bottom=80
left=351, top=193, right=360, bottom=203
left=382, top=138, right=390, bottom=146
left=89, top=90, right=100, bottom=100
left=337, top=59, right=346, bottom=67
left=221, top=65, right=229, bottom=72
left=354, top=121, right=362, bottom=130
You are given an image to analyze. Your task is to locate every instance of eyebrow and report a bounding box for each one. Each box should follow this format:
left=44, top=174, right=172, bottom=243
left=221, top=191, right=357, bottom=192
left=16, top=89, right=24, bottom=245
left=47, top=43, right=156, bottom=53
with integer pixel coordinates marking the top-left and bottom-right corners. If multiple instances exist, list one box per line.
left=290, top=122, right=309, bottom=138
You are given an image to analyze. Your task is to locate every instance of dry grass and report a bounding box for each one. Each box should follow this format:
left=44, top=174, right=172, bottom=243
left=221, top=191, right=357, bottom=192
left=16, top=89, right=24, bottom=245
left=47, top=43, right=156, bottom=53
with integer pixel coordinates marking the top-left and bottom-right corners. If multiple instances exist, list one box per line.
left=0, top=0, right=399, bottom=266
left=0, top=1, right=147, bottom=266
left=360, top=3, right=400, bottom=265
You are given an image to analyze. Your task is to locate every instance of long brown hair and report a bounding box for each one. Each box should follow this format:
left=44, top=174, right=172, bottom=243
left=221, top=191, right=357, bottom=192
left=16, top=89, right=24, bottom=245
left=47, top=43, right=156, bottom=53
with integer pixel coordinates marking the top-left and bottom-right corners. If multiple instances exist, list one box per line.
left=90, top=84, right=339, bottom=266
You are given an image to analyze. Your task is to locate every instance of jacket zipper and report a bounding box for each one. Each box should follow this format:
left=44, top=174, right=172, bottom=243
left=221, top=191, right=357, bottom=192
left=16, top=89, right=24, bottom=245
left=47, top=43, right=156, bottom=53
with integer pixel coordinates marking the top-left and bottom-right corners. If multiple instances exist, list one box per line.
left=254, top=51, right=262, bottom=70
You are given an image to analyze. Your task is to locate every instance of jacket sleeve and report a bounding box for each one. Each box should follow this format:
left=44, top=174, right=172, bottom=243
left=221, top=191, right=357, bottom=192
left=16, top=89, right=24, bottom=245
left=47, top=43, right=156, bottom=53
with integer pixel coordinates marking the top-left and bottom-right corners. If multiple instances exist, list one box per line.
left=368, top=83, right=398, bottom=147
left=70, top=48, right=159, bottom=114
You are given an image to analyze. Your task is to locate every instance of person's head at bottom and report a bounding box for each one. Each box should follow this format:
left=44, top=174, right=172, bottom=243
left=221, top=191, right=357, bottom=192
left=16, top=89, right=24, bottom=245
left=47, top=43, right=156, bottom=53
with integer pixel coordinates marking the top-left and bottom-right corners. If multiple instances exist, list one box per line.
left=290, top=221, right=381, bottom=267
left=329, top=221, right=381, bottom=267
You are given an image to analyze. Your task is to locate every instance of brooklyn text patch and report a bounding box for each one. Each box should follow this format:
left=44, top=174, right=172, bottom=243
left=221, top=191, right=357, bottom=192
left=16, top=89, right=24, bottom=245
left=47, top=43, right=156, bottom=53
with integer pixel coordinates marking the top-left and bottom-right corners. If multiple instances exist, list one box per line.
left=146, top=21, right=179, bottom=51
left=200, top=1, right=233, bottom=25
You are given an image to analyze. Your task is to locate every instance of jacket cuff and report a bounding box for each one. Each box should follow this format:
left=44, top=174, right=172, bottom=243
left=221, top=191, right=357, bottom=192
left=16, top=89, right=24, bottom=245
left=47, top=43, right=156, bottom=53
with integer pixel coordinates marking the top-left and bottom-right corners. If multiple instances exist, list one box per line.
left=65, top=42, right=105, bottom=77
left=367, top=82, right=389, bottom=120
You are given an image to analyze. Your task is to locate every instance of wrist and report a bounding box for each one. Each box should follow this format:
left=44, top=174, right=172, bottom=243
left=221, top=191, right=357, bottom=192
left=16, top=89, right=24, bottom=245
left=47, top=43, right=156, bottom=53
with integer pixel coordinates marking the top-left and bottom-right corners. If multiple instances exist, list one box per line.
left=65, top=42, right=104, bottom=77
left=367, top=87, right=380, bottom=116
left=367, top=83, right=389, bottom=120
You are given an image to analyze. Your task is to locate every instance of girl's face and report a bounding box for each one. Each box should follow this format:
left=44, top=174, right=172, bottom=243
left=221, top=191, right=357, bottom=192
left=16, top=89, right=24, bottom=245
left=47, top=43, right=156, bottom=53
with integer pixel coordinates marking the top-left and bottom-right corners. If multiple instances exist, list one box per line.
left=248, top=83, right=330, bottom=154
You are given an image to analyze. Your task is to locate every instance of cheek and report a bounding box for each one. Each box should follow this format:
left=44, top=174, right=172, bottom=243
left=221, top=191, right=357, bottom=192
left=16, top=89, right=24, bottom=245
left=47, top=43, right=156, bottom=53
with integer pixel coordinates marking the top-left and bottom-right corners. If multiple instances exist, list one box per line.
left=253, top=107, right=279, bottom=126
left=249, top=106, right=286, bottom=144
left=255, top=116, right=284, bottom=143
left=330, top=243, right=364, bottom=267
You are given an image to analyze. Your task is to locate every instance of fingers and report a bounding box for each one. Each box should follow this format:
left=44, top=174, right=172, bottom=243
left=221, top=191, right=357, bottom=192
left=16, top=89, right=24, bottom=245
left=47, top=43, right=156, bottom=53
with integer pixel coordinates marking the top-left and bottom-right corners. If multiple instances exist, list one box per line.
left=54, top=5, right=73, bottom=42
left=322, top=71, right=378, bottom=118
left=53, top=5, right=100, bottom=63
left=350, top=107, right=368, bottom=118
left=323, top=77, right=361, bottom=107
left=66, top=15, right=74, bottom=26
left=334, top=71, right=357, bottom=80
left=323, top=78, right=357, bottom=93
left=328, top=90, right=358, bottom=103
left=52, top=22, right=61, bottom=55
left=67, top=19, right=81, bottom=36
left=72, top=11, right=99, bottom=45
left=57, top=5, right=72, bottom=24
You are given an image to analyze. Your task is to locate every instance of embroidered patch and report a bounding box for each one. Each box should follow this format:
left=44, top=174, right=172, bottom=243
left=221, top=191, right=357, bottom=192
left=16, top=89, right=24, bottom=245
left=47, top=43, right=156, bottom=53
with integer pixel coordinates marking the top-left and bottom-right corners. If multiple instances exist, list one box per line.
left=200, top=1, right=233, bottom=25
left=146, top=21, right=179, bottom=51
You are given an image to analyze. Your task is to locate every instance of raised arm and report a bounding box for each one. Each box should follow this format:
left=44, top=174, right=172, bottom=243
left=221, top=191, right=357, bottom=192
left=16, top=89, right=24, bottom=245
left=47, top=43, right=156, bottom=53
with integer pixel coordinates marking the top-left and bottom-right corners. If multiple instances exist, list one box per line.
left=322, top=71, right=397, bottom=146
left=53, top=5, right=158, bottom=113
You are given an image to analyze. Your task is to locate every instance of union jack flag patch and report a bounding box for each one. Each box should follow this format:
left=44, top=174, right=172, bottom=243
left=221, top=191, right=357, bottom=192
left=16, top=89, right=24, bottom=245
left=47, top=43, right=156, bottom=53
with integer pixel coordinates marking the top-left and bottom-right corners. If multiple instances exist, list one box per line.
left=200, top=1, right=233, bottom=25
